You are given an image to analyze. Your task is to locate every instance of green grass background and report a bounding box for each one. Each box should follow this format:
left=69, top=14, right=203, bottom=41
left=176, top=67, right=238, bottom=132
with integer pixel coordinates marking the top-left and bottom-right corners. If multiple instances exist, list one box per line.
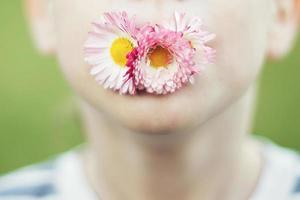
left=0, top=1, right=300, bottom=174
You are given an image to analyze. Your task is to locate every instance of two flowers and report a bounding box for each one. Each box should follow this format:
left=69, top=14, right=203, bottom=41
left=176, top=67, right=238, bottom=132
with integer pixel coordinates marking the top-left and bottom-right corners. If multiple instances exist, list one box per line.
left=84, top=11, right=216, bottom=95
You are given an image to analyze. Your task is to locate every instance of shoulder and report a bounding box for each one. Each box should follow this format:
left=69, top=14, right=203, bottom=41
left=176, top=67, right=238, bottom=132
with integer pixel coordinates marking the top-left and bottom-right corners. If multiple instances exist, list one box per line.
left=0, top=157, right=59, bottom=200
left=0, top=148, right=97, bottom=200
left=251, top=137, right=300, bottom=200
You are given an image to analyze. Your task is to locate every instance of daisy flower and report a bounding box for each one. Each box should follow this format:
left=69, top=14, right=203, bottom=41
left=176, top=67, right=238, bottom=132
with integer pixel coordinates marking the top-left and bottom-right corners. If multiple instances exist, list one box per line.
left=126, top=25, right=198, bottom=95
left=84, top=11, right=139, bottom=95
left=164, top=11, right=216, bottom=69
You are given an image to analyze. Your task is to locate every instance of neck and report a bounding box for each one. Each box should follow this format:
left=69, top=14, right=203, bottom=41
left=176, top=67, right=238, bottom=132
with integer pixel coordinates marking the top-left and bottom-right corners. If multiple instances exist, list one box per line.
left=79, top=85, right=262, bottom=200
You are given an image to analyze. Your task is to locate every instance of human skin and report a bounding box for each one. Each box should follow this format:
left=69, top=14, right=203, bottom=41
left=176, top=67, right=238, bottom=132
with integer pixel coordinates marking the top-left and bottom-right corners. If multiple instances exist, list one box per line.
left=25, top=0, right=300, bottom=200
left=25, top=0, right=299, bottom=133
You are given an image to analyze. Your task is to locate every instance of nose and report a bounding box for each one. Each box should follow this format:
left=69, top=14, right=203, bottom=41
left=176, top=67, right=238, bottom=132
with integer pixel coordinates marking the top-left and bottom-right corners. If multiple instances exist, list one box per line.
left=133, top=0, right=178, bottom=24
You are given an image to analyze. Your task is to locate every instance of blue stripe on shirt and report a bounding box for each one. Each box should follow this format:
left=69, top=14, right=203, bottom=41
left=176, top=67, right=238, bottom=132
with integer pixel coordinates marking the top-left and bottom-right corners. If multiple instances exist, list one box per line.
left=293, top=177, right=300, bottom=194
left=0, top=182, right=56, bottom=197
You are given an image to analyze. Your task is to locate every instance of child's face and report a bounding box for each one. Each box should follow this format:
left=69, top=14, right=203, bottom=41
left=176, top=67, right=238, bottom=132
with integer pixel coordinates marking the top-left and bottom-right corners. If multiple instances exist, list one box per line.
left=29, top=0, right=298, bottom=133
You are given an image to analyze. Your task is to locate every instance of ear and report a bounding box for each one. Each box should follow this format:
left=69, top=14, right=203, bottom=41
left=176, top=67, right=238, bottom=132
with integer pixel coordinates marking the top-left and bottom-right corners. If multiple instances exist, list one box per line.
left=267, top=0, right=300, bottom=59
left=24, top=0, right=56, bottom=55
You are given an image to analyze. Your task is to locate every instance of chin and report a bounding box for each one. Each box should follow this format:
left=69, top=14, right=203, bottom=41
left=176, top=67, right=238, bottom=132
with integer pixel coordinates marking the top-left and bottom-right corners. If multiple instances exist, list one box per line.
left=90, top=82, right=209, bottom=135
left=116, top=110, right=197, bottom=135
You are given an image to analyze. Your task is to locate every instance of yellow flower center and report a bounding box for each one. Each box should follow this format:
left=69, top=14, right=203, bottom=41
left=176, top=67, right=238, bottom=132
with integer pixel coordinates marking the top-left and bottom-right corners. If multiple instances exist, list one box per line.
left=110, top=38, right=134, bottom=67
left=148, top=46, right=173, bottom=68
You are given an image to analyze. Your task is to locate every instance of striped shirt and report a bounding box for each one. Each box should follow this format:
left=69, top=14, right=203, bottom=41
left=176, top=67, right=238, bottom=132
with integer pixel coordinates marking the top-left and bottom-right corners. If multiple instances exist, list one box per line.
left=1, top=139, right=300, bottom=200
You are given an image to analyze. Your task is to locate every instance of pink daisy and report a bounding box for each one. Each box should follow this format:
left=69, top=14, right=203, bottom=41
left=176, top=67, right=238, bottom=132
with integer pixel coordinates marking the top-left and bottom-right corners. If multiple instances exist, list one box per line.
left=164, top=11, right=216, bottom=67
left=84, top=11, right=139, bottom=95
left=126, top=25, right=198, bottom=95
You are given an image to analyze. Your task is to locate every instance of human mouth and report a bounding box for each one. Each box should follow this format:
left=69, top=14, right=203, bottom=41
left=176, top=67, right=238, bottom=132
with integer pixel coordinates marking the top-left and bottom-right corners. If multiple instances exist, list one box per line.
left=84, top=11, right=215, bottom=96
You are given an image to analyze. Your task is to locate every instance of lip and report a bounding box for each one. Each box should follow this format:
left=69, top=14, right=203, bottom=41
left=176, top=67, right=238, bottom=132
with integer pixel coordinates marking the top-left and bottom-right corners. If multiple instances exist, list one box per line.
left=120, top=89, right=166, bottom=97
left=134, top=90, right=170, bottom=97
left=135, top=89, right=151, bottom=96
left=121, top=82, right=191, bottom=98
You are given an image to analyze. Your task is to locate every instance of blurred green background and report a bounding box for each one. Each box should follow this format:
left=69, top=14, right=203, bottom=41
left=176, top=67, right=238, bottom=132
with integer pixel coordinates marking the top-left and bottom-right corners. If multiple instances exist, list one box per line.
left=0, top=2, right=300, bottom=174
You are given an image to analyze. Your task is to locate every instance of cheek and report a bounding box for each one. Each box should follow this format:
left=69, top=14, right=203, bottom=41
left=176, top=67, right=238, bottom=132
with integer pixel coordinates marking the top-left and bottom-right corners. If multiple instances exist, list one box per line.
left=209, top=0, right=271, bottom=94
left=53, top=0, right=106, bottom=96
left=182, top=0, right=272, bottom=125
